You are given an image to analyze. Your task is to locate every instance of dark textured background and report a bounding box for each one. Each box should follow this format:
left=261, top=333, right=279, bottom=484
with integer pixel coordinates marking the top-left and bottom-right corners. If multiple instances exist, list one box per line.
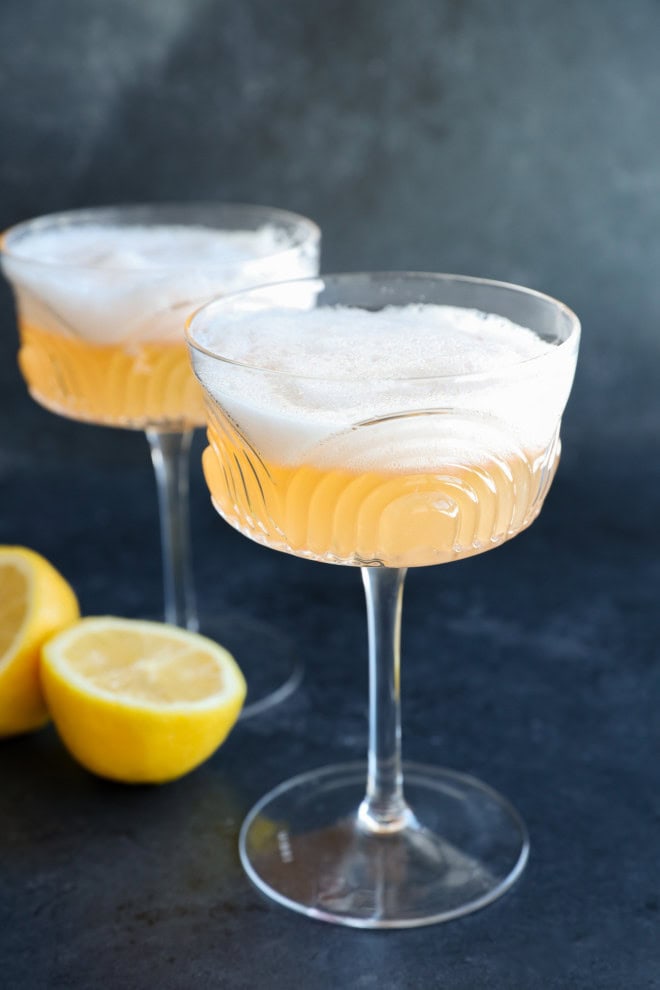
left=2, top=1, right=660, bottom=987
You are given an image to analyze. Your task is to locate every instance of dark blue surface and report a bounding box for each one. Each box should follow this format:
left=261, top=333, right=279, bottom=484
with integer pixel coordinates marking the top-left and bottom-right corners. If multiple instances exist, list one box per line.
left=3, top=435, right=658, bottom=987
left=2, top=0, right=660, bottom=986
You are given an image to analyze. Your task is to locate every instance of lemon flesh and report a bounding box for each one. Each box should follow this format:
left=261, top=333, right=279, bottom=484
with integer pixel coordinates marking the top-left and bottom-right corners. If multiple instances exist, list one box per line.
left=0, top=546, right=80, bottom=736
left=41, top=616, right=247, bottom=784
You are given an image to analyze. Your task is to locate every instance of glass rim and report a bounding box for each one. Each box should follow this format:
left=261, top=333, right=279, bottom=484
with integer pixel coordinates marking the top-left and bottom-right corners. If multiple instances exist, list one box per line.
left=0, top=201, right=321, bottom=274
left=185, top=271, right=581, bottom=385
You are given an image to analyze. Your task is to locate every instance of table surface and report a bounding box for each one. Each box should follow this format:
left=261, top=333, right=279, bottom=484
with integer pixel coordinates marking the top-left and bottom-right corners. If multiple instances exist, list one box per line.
left=1, top=363, right=659, bottom=989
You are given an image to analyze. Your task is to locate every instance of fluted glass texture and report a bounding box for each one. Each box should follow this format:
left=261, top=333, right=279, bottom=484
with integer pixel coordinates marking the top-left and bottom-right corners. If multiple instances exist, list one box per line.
left=188, top=274, right=579, bottom=569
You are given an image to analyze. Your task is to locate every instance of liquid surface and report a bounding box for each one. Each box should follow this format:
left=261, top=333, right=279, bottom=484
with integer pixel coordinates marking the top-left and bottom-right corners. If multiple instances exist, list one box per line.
left=193, top=303, right=575, bottom=566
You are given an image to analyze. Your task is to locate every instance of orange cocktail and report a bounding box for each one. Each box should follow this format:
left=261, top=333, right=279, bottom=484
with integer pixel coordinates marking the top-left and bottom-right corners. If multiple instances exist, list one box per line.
left=1, top=204, right=321, bottom=679
left=2, top=213, right=315, bottom=431
left=187, top=273, right=580, bottom=929
left=191, top=295, right=573, bottom=570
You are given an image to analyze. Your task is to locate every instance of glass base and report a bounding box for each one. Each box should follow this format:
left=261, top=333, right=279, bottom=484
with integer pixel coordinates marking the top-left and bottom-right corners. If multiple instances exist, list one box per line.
left=239, top=762, right=529, bottom=928
left=198, top=610, right=303, bottom=719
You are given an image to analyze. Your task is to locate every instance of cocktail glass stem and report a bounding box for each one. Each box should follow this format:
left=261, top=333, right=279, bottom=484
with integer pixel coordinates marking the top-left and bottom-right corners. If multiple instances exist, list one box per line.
left=239, top=558, right=529, bottom=926
left=146, top=429, right=198, bottom=632
left=146, top=428, right=303, bottom=718
left=358, top=566, right=414, bottom=834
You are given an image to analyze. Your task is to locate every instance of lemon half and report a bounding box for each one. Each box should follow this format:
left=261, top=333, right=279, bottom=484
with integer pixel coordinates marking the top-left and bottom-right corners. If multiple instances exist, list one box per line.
left=41, top=616, right=247, bottom=784
left=0, top=546, right=80, bottom=736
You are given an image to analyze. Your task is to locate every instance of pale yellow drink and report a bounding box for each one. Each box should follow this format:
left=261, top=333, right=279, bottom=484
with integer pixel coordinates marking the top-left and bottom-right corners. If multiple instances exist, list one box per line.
left=18, top=321, right=204, bottom=429
left=202, top=416, right=558, bottom=568
left=16, top=320, right=204, bottom=428
left=191, top=303, right=575, bottom=568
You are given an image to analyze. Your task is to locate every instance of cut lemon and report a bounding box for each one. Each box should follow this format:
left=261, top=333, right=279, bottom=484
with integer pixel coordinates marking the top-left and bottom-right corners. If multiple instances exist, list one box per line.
left=41, top=616, right=247, bottom=784
left=0, top=546, right=80, bottom=737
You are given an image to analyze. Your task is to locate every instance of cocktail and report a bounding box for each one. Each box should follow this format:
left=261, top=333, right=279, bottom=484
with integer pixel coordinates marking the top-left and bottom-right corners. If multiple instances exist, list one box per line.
left=1, top=204, right=321, bottom=715
left=186, top=272, right=580, bottom=927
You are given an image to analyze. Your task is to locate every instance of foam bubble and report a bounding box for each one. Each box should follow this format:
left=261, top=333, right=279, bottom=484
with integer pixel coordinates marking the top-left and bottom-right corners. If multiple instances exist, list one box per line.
left=2, top=224, right=315, bottom=344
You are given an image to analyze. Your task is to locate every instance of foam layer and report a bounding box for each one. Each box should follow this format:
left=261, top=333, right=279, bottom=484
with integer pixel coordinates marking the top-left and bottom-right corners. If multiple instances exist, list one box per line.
left=192, top=303, right=578, bottom=468
left=2, top=224, right=316, bottom=344
left=194, top=303, right=550, bottom=377
left=6, top=224, right=292, bottom=269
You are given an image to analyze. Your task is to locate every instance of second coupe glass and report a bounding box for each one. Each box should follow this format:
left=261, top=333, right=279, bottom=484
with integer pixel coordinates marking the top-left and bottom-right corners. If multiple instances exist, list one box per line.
left=1, top=203, right=321, bottom=716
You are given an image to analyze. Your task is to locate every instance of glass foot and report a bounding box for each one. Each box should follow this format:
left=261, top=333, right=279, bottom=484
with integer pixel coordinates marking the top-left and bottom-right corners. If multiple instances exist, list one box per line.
left=239, top=762, right=529, bottom=928
left=198, top=610, right=302, bottom=719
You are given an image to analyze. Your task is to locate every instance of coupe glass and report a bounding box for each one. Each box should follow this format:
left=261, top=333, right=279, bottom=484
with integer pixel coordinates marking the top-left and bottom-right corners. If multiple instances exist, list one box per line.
left=1, top=203, right=321, bottom=717
left=187, top=272, right=580, bottom=928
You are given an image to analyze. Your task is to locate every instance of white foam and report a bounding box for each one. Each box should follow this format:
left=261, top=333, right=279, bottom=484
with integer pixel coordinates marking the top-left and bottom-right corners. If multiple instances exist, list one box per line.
left=194, top=303, right=550, bottom=377
left=2, top=224, right=316, bottom=343
left=192, top=304, right=578, bottom=468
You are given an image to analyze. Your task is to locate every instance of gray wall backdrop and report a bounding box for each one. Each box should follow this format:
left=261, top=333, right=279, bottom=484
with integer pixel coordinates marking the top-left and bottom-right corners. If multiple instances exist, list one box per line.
left=1, top=0, right=659, bottom=466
